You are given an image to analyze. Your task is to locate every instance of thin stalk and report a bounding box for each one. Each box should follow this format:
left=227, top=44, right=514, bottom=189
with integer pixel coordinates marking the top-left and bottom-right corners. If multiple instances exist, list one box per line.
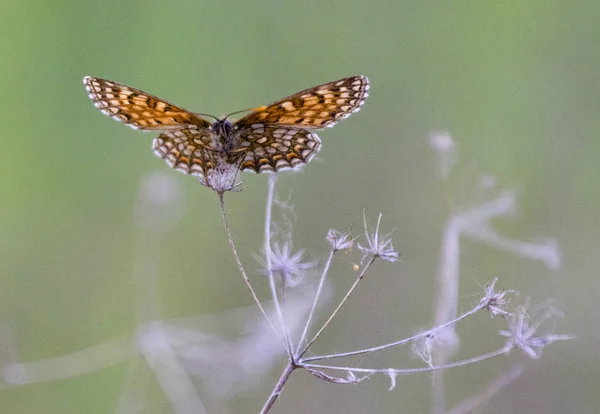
left=432, top=217, right=459, bottom=414
left=295, top=247, right=336, bottom=357
left=300, top=256, right=377, bottom=357
left=260, top=361, right=296, bottom=414
left=303, top=345, right=512, bottom=375
left=263, top=174, right=293, bottom=355
left=301, top=301, right=485, bottom=362
left=218, top=193, right=283, bottom=347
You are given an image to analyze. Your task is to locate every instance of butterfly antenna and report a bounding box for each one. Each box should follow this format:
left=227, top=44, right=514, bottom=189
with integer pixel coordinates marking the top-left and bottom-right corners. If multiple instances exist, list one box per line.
left=194, top=112, right=220, bottom=121
left=224, top=106, right=265, bottom=120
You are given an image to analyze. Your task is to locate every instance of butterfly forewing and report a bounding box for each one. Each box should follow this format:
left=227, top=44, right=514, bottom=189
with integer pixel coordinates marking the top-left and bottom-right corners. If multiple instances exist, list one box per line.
left=83, top=76, right=212, bottom=130
left=236, top=125, right=321, bottom=173
left=235, top=76, right=369, bottom=129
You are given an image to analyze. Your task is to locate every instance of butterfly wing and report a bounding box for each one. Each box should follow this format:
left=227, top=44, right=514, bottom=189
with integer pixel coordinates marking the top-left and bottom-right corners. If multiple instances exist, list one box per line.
left=83, top=76, right=212, bottom=130
left=152, top=126, right=221, bottom=176
left=235, top=125, right=321, bottom=173
left=235, top=76, right=369, bottom=129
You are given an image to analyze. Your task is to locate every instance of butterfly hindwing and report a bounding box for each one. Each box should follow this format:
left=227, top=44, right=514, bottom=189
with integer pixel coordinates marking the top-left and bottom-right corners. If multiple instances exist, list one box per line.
left=236, top=124, right=321, bottom=173
left=153, top=126, right=217, bottom=176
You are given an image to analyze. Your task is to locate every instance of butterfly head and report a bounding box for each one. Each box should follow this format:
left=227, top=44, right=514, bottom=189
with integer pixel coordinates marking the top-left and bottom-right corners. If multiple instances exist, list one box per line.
left=211, top=118, right=234, bottom=138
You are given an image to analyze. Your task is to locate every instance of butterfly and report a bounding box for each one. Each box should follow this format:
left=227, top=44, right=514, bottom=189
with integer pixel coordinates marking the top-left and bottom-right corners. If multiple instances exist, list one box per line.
left=83, top=75, right=369, bottom=179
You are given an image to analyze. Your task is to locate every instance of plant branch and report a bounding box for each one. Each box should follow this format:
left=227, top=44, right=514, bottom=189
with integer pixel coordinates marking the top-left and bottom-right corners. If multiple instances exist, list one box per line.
left=260, top=361, right=296, bottom=414
left=303, top=345, right=511, bottom=375
left=299, top=256, right=377, bottom=357
left=217, top=193, right=283, bottom=347
left=263, top=174, right=294, bottom=355
left=302, top=300, right=485, bottom=362
left=295, top=246, right=336, bottom=357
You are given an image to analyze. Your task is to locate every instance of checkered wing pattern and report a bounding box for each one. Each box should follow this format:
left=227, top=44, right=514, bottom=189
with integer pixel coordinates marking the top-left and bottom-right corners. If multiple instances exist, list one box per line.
left=235, top=76, right=369, bottom=129
left=236, top=125, right=321, bottom=173
left=83, top=76, right=212, bottom=130
left=152, top=126, right=219, bottom=176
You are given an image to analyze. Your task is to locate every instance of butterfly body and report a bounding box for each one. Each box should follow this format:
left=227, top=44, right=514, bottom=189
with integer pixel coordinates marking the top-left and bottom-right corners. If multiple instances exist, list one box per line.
left=211, top=119, right=234, bottom=147
left=84, top=76, right=369, bottom=177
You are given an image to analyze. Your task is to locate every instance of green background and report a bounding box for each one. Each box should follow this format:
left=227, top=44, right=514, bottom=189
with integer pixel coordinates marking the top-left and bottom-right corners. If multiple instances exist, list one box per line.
left=1, top=0, right=599, bottom=413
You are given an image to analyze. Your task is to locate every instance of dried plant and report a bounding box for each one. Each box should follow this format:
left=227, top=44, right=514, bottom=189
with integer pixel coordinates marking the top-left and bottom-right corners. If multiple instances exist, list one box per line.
left=1, top=132, right=572, bottom=414
left=213, top=131, right=571, bottom=413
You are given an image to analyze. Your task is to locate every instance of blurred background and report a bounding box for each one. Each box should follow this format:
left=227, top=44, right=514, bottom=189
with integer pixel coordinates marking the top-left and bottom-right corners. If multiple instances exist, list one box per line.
left=1, top=1, right=599, bottom=413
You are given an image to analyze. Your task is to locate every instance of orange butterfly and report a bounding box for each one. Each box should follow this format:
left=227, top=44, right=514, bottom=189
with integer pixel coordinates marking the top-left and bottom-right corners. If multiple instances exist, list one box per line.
left=84, top=76, right=369, bottom=177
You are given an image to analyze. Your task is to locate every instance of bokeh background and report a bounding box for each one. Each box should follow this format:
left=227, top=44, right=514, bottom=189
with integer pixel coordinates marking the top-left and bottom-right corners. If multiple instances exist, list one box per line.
left=1, top=1, right=599, bottom=413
